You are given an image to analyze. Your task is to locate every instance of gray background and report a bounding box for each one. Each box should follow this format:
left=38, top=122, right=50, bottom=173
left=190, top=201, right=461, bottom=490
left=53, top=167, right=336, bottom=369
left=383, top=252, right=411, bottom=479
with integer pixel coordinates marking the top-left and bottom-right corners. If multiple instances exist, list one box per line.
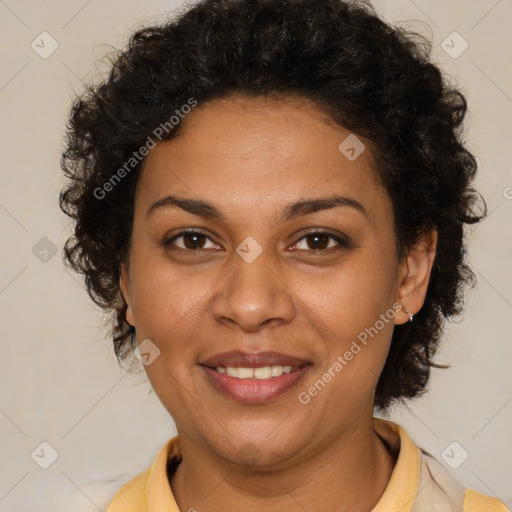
left=0, top=0, right=510, bottom=510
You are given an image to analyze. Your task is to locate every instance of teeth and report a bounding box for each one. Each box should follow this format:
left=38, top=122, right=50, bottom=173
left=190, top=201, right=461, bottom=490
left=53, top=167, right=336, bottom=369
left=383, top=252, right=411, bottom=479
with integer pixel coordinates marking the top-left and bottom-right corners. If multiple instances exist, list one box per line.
left=226, top=367, right=238, bottom=377
left=254, top=366, right=272, bottom=379
left=217, top=365, right=299, bottom=379
left=271, top=365, right=283, bottom=377
left=237, top=367, right=254, bottom=379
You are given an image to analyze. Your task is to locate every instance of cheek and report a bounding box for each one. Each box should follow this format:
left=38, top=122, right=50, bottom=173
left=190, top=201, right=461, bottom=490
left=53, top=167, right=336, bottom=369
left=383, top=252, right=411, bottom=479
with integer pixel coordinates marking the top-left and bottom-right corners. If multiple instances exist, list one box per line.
left=296, top=248, right=396, bottom=392
left=299, top=281, right=395, bottom=418
left=129, top=260, right=207, bottom=411
left=307, top=248, right=396, bottom=325
left=128, top=254, right=209, bottom=348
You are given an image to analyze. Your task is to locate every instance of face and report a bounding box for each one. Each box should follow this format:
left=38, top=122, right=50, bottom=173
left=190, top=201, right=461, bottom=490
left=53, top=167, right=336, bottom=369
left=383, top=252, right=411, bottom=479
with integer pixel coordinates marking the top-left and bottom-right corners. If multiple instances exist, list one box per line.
left=120, top=94, right=417, bottom=468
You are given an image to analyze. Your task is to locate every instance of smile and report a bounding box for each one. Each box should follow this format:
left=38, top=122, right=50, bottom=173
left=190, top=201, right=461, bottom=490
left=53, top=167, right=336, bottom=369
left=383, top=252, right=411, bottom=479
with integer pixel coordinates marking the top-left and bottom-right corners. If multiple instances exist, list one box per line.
left=201, top=363, right=311, bottom=404
left=214, top=365, right=299, bottom=379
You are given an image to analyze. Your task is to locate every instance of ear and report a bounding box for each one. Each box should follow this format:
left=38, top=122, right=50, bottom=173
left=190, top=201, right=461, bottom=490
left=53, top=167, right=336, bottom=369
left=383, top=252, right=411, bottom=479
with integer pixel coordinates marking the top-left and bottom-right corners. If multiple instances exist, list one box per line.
left=119, top=262, right=135, bottom=327
left=395, top=229, right=438, bottom=325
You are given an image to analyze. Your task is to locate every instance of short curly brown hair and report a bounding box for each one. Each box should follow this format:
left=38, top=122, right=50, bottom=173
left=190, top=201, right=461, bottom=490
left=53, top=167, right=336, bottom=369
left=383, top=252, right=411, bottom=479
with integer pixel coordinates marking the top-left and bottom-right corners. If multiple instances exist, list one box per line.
left=59, top=0, right=485, bottom=410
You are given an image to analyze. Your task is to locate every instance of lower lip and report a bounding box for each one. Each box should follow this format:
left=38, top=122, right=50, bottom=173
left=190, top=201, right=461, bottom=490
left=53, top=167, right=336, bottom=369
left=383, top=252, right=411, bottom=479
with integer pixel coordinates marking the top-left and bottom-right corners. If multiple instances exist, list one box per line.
left=201, top=365, right=312, bottom=404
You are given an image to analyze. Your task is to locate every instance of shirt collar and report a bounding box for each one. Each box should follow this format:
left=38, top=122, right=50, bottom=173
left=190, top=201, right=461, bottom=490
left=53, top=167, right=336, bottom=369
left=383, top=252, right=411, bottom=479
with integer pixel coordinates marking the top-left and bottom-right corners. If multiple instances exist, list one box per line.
left=143, top=417, right=420, bottom=512
left=145, top=435, right=181, bottom=511
left=371, top=417, right=421, bottom=512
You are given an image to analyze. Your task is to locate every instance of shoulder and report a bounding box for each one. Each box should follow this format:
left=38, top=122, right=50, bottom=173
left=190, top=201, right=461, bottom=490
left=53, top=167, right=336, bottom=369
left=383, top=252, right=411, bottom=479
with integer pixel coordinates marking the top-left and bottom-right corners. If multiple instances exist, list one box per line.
left=463, top=487, right=510, bottom=512
left=373, top=418, right=508, bottom=512
left=415, top=449, right=509, bottom=512
left=106, top=468, right=150, bottom=512
left=106, top=435, right=182, bottom=512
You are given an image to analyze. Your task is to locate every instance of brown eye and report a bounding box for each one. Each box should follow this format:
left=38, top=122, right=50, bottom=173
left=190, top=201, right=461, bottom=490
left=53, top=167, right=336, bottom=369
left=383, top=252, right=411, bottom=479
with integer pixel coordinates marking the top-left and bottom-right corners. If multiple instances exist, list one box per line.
left=304, top=234, right=330, bottom=250
left=165, top=230, right=219, bottom=251
left=291, top=231, right=350, bottom=252
left=182, top=233, right=207, bottom=250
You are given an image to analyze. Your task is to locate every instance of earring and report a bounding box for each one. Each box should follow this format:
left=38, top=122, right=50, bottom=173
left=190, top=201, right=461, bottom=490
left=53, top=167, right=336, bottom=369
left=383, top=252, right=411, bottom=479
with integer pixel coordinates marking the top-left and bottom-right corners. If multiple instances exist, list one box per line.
left=400, top=305, right=414, bottom=322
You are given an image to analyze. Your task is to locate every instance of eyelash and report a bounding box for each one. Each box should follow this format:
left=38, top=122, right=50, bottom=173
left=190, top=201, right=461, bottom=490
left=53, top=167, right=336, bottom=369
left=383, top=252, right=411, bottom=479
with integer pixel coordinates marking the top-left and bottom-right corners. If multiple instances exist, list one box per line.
left=164, top=228, right=351, bottom=254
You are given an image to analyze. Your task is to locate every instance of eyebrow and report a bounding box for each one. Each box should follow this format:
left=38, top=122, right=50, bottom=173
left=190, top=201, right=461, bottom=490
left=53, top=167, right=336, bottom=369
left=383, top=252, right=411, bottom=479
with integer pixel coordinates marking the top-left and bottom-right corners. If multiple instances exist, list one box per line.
left=146, top=194, right=368, bottom=222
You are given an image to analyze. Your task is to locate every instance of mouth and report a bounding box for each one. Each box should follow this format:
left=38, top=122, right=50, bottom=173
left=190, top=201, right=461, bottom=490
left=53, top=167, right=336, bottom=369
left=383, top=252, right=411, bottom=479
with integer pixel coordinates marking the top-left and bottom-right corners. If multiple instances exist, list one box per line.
left=200, top=350, right=310, bottom=369
left=199, top=351, right=312, bottom=404
left=210, top=364, right=301, bottom=379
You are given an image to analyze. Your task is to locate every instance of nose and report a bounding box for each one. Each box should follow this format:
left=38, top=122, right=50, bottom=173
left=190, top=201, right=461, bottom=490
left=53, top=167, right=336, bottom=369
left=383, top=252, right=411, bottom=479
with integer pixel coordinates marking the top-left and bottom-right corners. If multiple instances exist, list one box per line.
left=212, top=248, right=296, bottom=332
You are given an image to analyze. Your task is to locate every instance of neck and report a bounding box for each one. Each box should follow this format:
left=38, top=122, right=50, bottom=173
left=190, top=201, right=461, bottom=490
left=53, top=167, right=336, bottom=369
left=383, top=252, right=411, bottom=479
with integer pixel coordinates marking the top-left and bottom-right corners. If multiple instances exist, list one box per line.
left=169, top=416, right=396, bottom=512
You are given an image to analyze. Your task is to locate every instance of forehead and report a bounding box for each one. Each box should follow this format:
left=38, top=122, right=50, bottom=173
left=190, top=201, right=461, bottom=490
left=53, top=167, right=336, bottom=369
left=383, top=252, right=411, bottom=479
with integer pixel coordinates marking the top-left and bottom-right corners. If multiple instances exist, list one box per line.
left=136, top=94, right=390, bottom=225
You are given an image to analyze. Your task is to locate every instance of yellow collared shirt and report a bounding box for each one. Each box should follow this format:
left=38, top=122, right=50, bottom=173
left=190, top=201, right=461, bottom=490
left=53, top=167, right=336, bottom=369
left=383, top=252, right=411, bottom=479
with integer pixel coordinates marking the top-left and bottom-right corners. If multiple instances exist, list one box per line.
left=107, top=418, right=509, bottom=511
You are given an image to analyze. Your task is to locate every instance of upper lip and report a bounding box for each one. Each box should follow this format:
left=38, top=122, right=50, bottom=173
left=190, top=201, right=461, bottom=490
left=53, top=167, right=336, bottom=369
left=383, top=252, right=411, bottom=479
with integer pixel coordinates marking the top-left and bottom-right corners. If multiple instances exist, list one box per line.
left=200, top=351, right=311, bottom=368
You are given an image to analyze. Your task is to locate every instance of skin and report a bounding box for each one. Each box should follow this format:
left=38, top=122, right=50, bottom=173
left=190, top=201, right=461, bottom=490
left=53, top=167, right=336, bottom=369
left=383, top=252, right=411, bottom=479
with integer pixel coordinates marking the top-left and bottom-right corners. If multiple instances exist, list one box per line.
left=120, top=93, right=437, bottom=512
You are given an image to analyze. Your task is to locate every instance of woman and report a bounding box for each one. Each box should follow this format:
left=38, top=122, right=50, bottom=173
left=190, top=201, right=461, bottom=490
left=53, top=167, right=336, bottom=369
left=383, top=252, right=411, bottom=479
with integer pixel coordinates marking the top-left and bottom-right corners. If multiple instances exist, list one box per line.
left=59, top=0, right=509, bottom=510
